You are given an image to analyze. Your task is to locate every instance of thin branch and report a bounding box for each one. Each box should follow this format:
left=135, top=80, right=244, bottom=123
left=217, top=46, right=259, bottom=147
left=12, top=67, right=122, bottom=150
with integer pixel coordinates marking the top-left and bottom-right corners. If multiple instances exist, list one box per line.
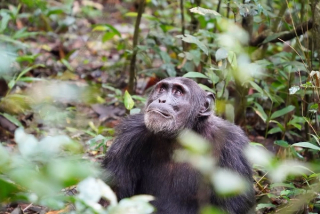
left=180, top=0, right=186, bottom=51
left=271, top=1, right=287, bottom=32
left=128, top=0, right=146, bottom=94
left=216, top=0, right=222, bottom=14
left=226, top=1, right=230, bottom=19
left=249, top=19, right=313, bottom=47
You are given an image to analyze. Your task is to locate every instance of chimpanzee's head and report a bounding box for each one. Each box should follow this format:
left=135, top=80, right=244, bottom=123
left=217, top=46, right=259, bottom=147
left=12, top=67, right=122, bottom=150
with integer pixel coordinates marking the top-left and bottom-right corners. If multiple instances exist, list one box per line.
left=144, top=77, right=214, bottom=137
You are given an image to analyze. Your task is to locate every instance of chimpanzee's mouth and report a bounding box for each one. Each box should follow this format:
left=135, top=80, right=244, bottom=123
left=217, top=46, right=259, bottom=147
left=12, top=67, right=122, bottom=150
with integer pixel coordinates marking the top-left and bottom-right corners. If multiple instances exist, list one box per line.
left=148, top=109, right=171, bottom=118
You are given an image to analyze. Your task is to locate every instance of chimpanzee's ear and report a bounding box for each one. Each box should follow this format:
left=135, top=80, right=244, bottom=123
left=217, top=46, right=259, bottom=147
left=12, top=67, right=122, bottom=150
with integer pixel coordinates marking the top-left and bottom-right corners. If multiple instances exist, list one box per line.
left=199, top=92, right=215, bottom=117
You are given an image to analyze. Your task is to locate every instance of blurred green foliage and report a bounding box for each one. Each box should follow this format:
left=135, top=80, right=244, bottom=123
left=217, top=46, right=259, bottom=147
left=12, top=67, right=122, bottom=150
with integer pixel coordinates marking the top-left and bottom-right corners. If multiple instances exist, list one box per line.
left=0, top=128, right=99, bottom=208
left=0, top=0, right=319, bottom=213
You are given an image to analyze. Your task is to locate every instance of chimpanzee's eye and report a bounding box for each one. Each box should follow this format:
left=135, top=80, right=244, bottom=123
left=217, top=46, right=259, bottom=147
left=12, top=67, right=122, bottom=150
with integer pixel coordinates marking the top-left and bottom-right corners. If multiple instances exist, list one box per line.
left=159, top=87, right=165, bottom=93
left=173, top=89, right=183, bottom=96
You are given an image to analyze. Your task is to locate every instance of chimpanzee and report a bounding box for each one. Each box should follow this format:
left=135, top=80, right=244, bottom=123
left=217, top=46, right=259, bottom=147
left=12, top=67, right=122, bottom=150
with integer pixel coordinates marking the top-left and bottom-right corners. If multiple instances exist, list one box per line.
left=102, top=77, right=255, bottom=214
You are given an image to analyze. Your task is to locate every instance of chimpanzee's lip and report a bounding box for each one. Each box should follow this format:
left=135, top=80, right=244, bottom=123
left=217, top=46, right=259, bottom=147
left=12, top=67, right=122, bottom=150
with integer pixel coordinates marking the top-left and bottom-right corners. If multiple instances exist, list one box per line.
left=147, top=109, right=171, bottom=118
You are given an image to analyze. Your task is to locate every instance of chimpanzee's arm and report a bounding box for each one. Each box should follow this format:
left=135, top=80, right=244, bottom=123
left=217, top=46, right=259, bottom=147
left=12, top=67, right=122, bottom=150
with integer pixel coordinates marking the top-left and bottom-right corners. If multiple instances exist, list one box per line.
left=197, top=116, right=255, bottom=214
left=102, top=113, right=148, bottom=199
left=213, top=118, right=255, bottom=214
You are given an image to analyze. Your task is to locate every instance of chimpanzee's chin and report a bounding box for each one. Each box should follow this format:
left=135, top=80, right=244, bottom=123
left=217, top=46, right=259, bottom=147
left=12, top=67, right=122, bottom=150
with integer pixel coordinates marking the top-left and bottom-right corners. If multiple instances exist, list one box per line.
left=144, top=113, right=179, bottom=137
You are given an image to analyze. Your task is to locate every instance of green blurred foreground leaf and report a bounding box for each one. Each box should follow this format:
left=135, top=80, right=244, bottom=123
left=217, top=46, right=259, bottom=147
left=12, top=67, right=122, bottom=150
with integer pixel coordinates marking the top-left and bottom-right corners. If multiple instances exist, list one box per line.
left=0, top=128, right=99, bottom=208
left=177, top=130, right=251, bottom=196
left=124, top=90, right=135, bottom=110
left=183, top=72, right=208, bottom=79
left=245, top=145, right=310, bottom=182
left=292, top=142, right=320, bottom=151
left=289, top=86, right=300, bottom=95
left=189, top=7, right=221, bottom=17
left=212, top=169, right=248, bottom=196
left=75, top=178, right=155, bottom=214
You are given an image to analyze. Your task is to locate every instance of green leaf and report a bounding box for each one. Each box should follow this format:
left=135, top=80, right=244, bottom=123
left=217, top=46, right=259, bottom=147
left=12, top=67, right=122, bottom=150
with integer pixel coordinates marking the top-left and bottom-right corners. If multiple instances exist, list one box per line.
left=206, top=70, right=220, bottom=84
left=253, top=103, right=268, bottom=123
left=16, top=64, right=45, bottom=82
left=212, top=169, right=247, bottom=195
left=249, top=142, right=265, bottom=147
left=0, top=12, right=10, bottom=33
left=189, top=7, right=221, bottom=16
left=189, top=49, right=201, bottom=66
left=16, top=54, right=39, bottom=63
left=227, top=51, right=237, bottom=70
left=256, top=203, right=276, bottom=211
left=13, top=29, right=40, bottom=40
left=124, top=90, right=134, bottom=110
left=280, top=189, right=292, bottom=196
left=141, top=14, right=159, bottom=21
left=198, top=84, right=215, bottom=94
left=178, top=130, right=210, bottom=154
left=102, top=32, right=116, bottom=42
left=289, top=123, right=301, bottom=130
left=267, top=127, right=282, bottom=135
left=159, top=50, right=171, bottom=64
left=109, top=195, right=155, bottom=213
left=124, top=12, right=138, bottom=17
left=289, top=86, right=300, bottom=95
left=216, top=81, right=225, bottom=98
left=14, top=128, right=39, bottom=157
left=270, top=183, right=295, bottom=188
left=0, top=178, right=19, bottom=200
left=269, top=120, right=285, bottom=131
left=215, top=48, right=228, bottom=61
left=310, top=103, right=318, bottom=111
left=310, top=134, right=320, bottom=145
left=61, top=59, right=74, bottom=72
left=87, top=135, right=110, bottom=147
left=274, top=140, right=289, bottom=148
left=0, top=34, right=29, bottom=48
left=292, top=142, right=320, bottom=151
left=124, top=12, right=158, bottom=21
left=176, top=34, right=208, bottom=55
left=270, top=105, right=295, bottom=120
left=77, top=177, right=117, bottom=206
left=130, top=108, right=141, bottom=115
left=249, top=81, right=265, bottom=95
left=92, top=24, right=121, bottom=38
left=46, top=8, right=64, bottom=16
left=18, top=77, right=44, bottom=82
left=161, top=63, right=176, bottom=77
left=0, top=113, right=22, bottom=127
left=183, top=72, right=208, bottom=79
left=290, top=148, right=308, bottom=158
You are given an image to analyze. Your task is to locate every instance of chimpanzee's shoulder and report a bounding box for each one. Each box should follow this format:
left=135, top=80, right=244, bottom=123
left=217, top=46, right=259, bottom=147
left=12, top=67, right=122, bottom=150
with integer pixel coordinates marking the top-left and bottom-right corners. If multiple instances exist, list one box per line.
left=115, top=113, right=148, bottom=136
left=209, top=115, right=248, bottom=145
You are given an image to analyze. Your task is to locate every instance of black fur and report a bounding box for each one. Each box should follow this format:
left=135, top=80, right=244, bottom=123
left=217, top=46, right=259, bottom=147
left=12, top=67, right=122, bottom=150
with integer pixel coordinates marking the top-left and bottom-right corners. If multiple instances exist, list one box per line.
left=102, top=77, right=255, bottom=214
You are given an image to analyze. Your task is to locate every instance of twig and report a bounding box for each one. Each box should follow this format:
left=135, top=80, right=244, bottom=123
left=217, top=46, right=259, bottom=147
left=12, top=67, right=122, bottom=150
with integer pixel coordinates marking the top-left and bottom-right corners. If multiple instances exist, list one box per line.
left=23, top=203, right=33, bottom=212
left=278, top=38, right=308, bottom=69
left=180, top=0, right=186, bottom=51
left=128, top=0, right=146, bottom=94
left=249, top=19, right=313, bottom=46
left=226, top=1, right=230, bottom=19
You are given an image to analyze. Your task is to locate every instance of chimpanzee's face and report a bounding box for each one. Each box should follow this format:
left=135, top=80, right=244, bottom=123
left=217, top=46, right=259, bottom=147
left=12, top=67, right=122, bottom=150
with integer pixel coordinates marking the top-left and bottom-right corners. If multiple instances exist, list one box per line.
left=144, top=77, right=213, bottom=137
